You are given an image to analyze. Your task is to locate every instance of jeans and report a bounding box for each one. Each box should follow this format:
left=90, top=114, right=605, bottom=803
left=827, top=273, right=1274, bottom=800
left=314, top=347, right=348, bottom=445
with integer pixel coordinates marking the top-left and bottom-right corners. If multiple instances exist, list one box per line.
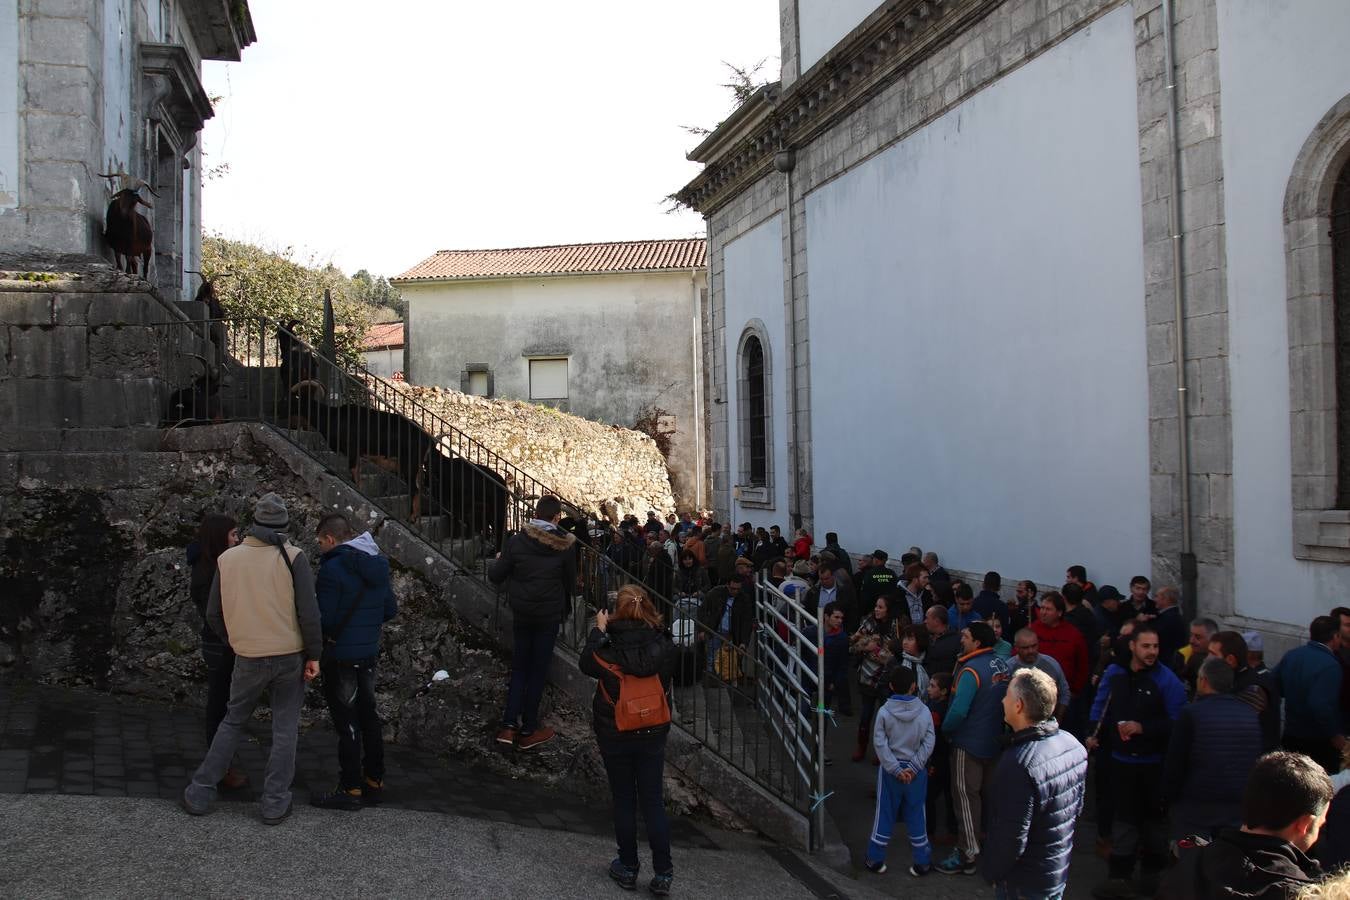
left=502, top=621, right=559, bottom=734
left=200, top=638, right=235, bottom=748
left=600, top=735, right=673, bottom=876
left=184, top=652, right=305, bottom=819
left=321, top=656, right=384, bottom=790
left=995, top=885, right=1065, bottom=900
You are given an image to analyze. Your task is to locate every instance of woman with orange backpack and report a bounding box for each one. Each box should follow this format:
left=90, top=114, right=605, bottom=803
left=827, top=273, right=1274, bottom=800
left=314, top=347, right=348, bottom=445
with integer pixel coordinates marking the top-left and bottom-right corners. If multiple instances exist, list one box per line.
left=580, top=583, right=677, bottom=895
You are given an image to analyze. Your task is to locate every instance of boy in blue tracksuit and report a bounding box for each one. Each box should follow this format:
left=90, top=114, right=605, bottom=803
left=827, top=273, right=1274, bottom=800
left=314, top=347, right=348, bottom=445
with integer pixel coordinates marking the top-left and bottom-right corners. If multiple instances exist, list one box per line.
left=867, top=666, right=936, bottom=876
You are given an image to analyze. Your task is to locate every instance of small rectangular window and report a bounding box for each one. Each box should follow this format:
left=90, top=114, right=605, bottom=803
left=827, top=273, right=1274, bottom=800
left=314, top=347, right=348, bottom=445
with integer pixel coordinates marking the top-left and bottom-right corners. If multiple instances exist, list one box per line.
left=467, top=370, right=489, bottom=396
left=529, top=357, right=568, bottom=400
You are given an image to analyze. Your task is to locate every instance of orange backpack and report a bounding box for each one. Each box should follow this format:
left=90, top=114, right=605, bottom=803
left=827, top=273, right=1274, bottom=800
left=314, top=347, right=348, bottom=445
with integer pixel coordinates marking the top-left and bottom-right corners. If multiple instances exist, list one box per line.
left=593, top=654, right=671, bottom=732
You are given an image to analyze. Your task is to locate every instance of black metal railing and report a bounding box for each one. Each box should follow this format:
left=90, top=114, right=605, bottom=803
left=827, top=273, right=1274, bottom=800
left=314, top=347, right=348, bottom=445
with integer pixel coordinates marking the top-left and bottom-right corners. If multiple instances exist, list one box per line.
left=150, top=315, right=821, bottom=823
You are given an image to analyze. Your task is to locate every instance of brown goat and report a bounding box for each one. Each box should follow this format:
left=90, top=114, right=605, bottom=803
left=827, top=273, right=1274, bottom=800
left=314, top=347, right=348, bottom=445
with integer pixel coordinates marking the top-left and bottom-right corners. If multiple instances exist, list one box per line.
left=98, top=173, right=156, bottom=275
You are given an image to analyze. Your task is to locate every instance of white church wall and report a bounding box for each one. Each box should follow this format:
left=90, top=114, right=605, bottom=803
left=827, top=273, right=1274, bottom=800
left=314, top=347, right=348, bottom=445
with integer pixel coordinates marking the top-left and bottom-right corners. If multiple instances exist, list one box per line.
left=1218, top=0, right=1350, bottom=628
left=102, top=0, right=133, bottom=175
left=723, top=214, right=791, bottom=528
left=804, top=5, right=1150, bottom=586
left=797, top=0, right=882, bottom=74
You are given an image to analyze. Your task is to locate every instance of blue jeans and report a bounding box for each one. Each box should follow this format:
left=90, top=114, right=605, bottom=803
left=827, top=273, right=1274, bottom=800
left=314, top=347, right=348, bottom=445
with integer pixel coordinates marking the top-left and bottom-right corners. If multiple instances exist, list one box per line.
left=600, top=735, right=673, bottom=875
left=321, top=656, right=384, bottom=790
left=502, top=621, right=558, bottom=734
left=995, top=885, right=1064, bottom=900
left=185, top=652, right=305, bottom=819
left=867, top=768, right=930, bottom=867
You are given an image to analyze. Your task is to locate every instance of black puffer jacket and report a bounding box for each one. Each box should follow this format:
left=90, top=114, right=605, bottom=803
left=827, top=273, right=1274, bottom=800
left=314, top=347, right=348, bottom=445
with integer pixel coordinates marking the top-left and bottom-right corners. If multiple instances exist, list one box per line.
left=1158, top=828, right=1322, bottom=899
left=579, top=621, right=674, bottom=745
left=1164, top=693, right=1263, bottom=835
left=978, top=721, right=1088, bottom=894
left=488, top=523, right=577, bottom=626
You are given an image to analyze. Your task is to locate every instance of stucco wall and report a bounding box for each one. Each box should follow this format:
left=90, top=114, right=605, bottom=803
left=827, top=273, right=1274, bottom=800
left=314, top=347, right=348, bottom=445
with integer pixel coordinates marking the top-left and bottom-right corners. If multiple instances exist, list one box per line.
left=1218, top=0, right=1350, bottom=627
left=0, top=0, right=17, bottom=211
left=403, top=271, right=705, bottom=509
left=363, top=346, right=402, bottom=380
left=803, top=5, right=1151, bottom=585
left=797, top=0, right=881, bottom=74
left=722, top=214, right=791, bottom=528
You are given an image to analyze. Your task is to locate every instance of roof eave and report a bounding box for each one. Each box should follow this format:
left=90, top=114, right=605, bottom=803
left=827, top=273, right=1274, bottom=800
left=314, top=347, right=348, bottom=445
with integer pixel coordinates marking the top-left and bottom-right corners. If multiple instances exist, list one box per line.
left=687, top=83, right=780, bottom=164
left=391, top=266, right=705, bottom=287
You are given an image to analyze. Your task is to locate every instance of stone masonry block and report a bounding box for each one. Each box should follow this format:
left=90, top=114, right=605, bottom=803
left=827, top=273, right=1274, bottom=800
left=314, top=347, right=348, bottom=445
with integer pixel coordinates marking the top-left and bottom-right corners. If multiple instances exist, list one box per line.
left=0, top=324, right=8, bottom=375
left=20, top=61, right=95, bottom=117
left=22, top=113, right=98, bottom=167
left=1145, top=280, right=1177, bottom=326
left=1182, top=50, right=1219, bottom=103
left=1143, top=237, right=1172, bottom=286
left=1208, top=473, right=1233, bottom=519
left=1291, top=409, right=1335, bottom=478
left=1195, top=516, right=1232, bottom=565
left=1140, top=196, right=1170, bottom=244
left=1180, top=140, right=1221, bottom=190
left=1184, top=269, right=1224, bottom=317
left=25, top=15, right=97, bottom=69
left=0, top=292, right=56, bottom=325
left=1185, top=312, right=1226, bottom=359
left=1174, top=5, right=1218, bottom=55
left=1183, top=223, right=1223, bottom=274
left=1150, top=362, right=1178, bottom=419
left=87, top=325, right=160, bottom=377
left=7, top=324, right=87, bottom=377
left=1178, top=103, right=1218, bottom=149
left=13, top=377, right=82, bottom=428
left=1151, top=473, right=1177, bottom=517
left=83, top=293, right=163, bottom=327
left=35, top=0, right=94, bottom=16
left=1196, top=356, right=1230, bottom=418
left=1180, top=182, right=1221, bottom=232
left=123, top=378, right=162, bottom=427
left=1287, top=294, right=1333, bottom=350
left=1188, top=414, right=1231, bottom=475
left=1150, top=416, right=1180, bottom=474
left=11, top=208, right=89, bottom=255
left=1147, top=322, right=1175, bottom=366
left=21, top=159, right=88, bottom=210
left=1289, top=344, right=1334, bottom=414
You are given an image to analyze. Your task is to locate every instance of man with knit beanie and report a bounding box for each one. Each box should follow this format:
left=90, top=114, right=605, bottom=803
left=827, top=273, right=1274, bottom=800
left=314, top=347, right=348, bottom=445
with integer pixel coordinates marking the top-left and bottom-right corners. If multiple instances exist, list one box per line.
left=181, top=491, right=322, bottom=825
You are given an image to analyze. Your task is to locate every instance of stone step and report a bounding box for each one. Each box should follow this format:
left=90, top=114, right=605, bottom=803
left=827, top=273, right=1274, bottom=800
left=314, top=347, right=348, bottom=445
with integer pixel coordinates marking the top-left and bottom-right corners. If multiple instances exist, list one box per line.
left=359, top=470, right=407, bottom=497
left=410, top=516, right=450, bottom=544
left=439, top=535, right=487, bottom=568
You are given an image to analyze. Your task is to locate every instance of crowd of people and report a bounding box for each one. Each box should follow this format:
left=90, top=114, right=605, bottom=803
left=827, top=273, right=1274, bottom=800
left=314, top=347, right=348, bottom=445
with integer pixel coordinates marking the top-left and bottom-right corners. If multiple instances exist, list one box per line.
left=176, top=491, right=1350, bottom=899
left=624, top=511, right=1350, bottom=899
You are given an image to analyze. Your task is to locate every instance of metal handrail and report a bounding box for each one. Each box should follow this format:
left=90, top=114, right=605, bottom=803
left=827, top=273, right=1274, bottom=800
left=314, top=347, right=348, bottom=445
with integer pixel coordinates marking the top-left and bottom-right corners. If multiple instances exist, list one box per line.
left=147, top=314, right=821, bottom=826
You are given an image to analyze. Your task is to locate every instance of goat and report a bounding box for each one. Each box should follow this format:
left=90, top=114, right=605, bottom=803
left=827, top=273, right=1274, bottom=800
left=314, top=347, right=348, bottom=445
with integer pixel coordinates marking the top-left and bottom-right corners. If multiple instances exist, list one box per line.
left=97, top=172, right=157, bottom=275
left=422, top=448, right=510, bottom=553
left=187, top=271, right=228, bottom=319
left=290, top=380, right=432, bottom=519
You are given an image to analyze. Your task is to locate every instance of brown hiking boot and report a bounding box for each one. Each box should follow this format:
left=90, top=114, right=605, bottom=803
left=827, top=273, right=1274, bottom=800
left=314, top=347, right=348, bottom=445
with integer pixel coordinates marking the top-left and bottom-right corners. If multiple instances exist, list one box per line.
left=516, top=726, right=556, bottom=751
left=494, top=726, right=518, bottom=747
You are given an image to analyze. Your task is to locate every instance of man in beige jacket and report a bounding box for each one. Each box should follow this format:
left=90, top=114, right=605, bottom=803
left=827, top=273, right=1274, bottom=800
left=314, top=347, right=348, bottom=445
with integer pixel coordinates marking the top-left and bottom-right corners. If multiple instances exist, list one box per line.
left=181, top=492, right=322, bottom=824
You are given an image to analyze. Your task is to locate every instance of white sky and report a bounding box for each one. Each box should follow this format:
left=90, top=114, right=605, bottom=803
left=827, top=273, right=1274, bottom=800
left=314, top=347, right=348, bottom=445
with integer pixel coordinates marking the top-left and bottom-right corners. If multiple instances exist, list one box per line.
left=201, top=1, right=780, bottom=279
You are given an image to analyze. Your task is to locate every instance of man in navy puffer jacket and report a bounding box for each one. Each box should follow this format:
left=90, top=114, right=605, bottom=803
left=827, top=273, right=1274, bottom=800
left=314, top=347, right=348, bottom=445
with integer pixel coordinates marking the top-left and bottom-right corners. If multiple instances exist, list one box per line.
left=311, top=513, right=398, bottom=811
left=980, top=668, right=1088, bottom=900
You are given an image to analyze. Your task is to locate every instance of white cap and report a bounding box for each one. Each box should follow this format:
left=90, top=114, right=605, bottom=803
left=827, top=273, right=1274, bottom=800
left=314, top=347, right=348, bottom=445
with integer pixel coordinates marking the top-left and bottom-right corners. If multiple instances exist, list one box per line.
left=1241, top=631, right=1264, bottom=653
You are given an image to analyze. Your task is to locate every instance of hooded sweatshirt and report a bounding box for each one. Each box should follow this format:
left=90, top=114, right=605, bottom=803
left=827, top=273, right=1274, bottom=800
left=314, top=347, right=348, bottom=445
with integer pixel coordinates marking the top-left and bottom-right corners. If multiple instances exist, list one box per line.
left=872, top=693, right=935, bottom=779
left=316, top=531, right=398, bottom=661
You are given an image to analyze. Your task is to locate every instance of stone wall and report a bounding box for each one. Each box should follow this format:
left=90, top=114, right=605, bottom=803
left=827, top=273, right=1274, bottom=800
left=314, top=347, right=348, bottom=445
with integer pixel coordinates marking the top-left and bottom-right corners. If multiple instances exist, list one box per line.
left=0, top=423, right=751, bottom=830
left=393, top=382, right=677, bottom=521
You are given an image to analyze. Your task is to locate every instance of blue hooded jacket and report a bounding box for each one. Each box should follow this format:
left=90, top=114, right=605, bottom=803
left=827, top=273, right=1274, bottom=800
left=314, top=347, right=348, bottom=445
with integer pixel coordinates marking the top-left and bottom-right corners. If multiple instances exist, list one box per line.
left=316, top=532, right=397, bottom=661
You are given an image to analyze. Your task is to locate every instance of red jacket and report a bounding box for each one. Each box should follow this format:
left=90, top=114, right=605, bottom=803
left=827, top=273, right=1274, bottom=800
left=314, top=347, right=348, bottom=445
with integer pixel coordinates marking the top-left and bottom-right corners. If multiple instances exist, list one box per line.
left=1030, top=619, right=1090, bottom=693
left=793, top=535, right=813, bottom=558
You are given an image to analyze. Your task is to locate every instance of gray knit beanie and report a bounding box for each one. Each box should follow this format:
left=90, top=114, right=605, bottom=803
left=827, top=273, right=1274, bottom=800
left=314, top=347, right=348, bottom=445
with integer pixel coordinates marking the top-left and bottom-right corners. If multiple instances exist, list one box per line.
left=253, top=492, right=289, bottom=528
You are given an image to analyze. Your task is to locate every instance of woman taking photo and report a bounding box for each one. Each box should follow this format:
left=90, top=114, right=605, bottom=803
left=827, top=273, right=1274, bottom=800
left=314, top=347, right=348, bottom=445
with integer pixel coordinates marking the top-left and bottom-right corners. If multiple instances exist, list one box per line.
left=186, top=512, right=246, bottom=790
left=674, top=548, right=709, bottom=598
left=850, top=596, right=901, bottom=762
left=579, top=584, right=676, bottom=895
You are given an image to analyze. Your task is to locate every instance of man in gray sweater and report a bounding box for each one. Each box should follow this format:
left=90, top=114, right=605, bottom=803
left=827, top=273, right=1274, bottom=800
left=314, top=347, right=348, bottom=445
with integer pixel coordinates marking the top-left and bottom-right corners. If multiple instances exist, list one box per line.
left=181, top=492, right=322, bottom=825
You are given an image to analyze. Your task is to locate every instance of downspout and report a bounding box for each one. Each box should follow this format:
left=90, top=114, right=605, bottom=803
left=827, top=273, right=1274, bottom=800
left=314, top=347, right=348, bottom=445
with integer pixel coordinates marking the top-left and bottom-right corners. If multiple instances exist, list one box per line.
left=1162, top=0, right=1198, bottom=619
left=776, top=149, right=803, bottom=532
left=691, top=266, right=706, bottom=512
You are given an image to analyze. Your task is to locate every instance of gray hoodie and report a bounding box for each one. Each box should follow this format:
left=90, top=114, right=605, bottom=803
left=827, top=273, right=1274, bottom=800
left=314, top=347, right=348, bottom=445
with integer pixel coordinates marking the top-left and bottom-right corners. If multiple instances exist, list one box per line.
left=872, top=694, right=935, bottom=779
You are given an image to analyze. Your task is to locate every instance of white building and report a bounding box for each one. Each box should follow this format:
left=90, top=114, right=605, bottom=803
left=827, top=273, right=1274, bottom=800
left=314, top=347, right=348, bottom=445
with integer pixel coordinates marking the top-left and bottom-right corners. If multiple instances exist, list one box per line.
left=678, top=0, right=1350, bottom=652
left=361, top=321, right=405, bottom=380
left=392, top=239, right=708, bottom=509
left=0, top=0, right=253, bottom=298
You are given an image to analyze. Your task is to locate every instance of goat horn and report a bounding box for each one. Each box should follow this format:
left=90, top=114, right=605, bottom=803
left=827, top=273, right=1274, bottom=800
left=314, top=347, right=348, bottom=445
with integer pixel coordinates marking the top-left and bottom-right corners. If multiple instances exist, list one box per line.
left=290, top=379, right=323, bottom=394
left=96, top=171, right=129, bottom=180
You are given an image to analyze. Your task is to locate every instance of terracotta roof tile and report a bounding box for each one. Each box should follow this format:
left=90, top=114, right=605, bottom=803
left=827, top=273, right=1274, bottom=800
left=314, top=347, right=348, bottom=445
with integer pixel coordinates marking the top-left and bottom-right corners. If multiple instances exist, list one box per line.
left=393, top=238, right=706, bottom=282
left=361, top=322, right=404, bottom=350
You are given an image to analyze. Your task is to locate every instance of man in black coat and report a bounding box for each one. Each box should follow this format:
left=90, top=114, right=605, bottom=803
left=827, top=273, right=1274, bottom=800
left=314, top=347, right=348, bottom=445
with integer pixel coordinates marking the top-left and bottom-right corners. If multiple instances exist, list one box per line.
left=697, top=576, right=754, bottom=678
left=1209, top=630, right=1281, bottom=751
left=980, top=668, right=1088, bottom=898
left=1159, top=751, right=1329, bottom=899
left=490, top=495, right=577, bottom=751
left=923, top=605, right=961, bottom=678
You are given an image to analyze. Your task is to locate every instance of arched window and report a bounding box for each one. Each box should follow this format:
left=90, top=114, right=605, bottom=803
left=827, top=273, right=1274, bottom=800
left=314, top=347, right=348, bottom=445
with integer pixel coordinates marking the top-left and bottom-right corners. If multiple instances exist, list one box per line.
left=745, top=336, right=767, bottom=486
left=1335, top=158, right=1350, bottom=507
left=736, top=323, right=773, bottom=503
left=1285, top=95, right=1350, bottom=559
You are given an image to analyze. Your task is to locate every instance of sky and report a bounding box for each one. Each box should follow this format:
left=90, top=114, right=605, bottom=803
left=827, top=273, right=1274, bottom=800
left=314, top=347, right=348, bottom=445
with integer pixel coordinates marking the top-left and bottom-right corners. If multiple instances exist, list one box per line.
left=200, top=1, right=781, bottom=279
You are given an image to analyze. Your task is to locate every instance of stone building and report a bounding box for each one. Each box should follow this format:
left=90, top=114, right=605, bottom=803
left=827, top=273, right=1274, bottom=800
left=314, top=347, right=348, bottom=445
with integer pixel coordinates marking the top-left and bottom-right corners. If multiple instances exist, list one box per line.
left=392, top=239, right=708, bottom=510
left=677, top=0, right=1350, bottom=651
left=0, top=0, right=253, bottom=298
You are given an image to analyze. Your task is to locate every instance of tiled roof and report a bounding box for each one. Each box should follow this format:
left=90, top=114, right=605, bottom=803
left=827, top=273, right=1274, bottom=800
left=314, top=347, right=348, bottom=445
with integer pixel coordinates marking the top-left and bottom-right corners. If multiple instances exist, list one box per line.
left=393, top=238, right=706, bottom=282
left=361, top=322, right=404, bottom=350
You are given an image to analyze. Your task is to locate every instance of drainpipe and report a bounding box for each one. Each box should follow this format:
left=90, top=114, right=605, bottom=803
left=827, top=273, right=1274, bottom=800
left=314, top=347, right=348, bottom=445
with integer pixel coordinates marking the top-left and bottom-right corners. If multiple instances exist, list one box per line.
left=1162, top=0, right=1198, bottom=619
left=775, top=148, right=803, bottom=532
left=691, top=267, right=706, bottom=512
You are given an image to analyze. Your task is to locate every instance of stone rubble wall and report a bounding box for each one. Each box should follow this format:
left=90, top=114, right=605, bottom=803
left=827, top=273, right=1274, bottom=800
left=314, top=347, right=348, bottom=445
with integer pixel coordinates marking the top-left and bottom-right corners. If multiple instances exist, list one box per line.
left=391, top=382, right=676, bottom=521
